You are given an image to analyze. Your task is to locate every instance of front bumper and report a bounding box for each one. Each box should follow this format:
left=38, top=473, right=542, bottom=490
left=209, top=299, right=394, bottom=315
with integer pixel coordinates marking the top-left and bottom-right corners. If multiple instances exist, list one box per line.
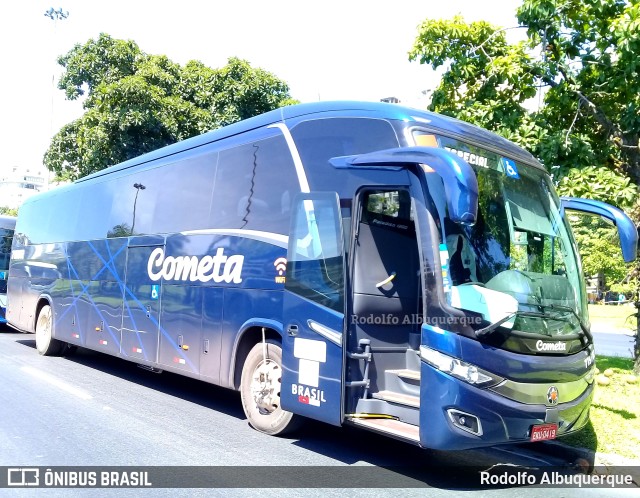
left=419, top=363, right=593, bottom=451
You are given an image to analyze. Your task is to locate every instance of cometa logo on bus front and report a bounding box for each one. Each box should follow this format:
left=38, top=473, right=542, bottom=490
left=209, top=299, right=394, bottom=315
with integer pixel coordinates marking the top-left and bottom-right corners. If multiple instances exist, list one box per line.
left=536, top=340, right=567, bottom=352
left=147, top=248, right=244, bottom=283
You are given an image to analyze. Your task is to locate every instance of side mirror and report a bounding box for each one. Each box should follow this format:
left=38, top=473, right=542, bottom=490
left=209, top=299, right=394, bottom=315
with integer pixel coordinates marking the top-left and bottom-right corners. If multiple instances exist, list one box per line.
left=561, top=197, right=638, bottom=263
left=330, top=146, right=478, bottom=225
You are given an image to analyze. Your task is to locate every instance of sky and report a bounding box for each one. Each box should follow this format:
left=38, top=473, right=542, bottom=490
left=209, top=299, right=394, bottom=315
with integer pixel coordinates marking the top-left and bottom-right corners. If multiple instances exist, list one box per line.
left=0, top=0, right=524, bottom=178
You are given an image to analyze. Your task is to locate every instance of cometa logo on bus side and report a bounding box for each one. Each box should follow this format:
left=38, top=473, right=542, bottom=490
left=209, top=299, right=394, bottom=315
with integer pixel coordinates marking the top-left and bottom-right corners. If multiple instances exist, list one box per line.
left=147, top=248, right=244, bottom=284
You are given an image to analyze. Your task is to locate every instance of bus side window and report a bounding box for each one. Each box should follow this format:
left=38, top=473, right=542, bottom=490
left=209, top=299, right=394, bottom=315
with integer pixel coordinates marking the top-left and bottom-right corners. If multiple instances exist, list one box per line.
left=151, top=153, right=216, bottom=234
left=211, top=135, right=300, bottom=234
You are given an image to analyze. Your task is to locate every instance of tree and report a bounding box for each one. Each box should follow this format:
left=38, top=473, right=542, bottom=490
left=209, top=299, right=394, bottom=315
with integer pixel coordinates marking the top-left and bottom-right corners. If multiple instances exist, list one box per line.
left=45, top=34, right=297, bottom=180
left=409, top=1, right=640, bottom=187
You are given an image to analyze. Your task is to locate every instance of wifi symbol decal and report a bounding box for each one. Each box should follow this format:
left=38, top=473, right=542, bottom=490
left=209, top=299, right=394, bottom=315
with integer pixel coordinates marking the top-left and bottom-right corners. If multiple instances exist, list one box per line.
left=274, top=257, right=287, bottom=275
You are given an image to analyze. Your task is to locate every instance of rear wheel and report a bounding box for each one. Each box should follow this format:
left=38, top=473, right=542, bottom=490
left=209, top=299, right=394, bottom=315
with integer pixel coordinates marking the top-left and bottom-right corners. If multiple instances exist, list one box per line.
left=35, top=305, right=64, bottom=356
left=240, top=341, right=300, bottom=435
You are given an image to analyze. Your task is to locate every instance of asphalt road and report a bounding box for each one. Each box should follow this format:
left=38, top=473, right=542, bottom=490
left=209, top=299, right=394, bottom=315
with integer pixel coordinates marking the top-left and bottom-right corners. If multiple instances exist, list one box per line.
left=0, top=329, right=633, bottom=497
left=591, top=330, right=635, bottom=358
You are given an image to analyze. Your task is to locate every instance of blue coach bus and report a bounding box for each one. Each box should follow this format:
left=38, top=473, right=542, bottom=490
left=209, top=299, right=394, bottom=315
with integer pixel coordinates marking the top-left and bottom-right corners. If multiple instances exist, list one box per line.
left=7, top=101, right=637, bottom=450
left=0, top=215, right=16, bottom=324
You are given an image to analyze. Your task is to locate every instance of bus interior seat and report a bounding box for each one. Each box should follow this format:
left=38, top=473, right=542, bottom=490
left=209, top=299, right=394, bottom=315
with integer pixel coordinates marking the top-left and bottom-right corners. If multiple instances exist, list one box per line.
left=352, top=210, right=420, bottom=347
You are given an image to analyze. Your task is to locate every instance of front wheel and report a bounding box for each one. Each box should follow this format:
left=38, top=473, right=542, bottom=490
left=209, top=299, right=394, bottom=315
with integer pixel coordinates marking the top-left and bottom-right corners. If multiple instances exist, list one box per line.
left=35, top=305, right=64, bottom=356
left=240, top=341, right=300, bottom=435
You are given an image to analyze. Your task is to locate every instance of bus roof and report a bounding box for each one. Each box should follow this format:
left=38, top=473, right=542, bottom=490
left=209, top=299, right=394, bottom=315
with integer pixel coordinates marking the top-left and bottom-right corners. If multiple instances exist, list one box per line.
left=77, top=101, right=542, bottom=184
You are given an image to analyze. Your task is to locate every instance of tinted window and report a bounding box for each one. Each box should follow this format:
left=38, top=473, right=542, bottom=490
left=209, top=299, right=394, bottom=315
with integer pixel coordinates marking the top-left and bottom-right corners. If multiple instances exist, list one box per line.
left=78, top=182, right=111, bottom=240
left=290, top=117, right=399, bottom=191
left=211, top=134, right=299, bottom=234
left=17, top=131, right=298, bottom=243
left=15, top=200, right=39, bottom=245
left=286, top=193, right=344, bottom=312
left=108, top=169, right=159, bottom=237
left=0, top=230, right=13, bottom=273
left=16, top=188, right=81, bottom=244
left=152, top=153, right=216, bottom=234
left=108, top=151, right=217, bottom=237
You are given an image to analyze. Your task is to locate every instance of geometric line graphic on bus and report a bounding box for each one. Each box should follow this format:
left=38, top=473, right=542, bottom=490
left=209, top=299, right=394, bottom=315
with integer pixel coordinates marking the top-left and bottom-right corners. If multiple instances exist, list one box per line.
left=60, top=241, right=127, bottom=348
left=59, top=239, right=196, bottom=372
left=66, top=246, right=122, bottom=347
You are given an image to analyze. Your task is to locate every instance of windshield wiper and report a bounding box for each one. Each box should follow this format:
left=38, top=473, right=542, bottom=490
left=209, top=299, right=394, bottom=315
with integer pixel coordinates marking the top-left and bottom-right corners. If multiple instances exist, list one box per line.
left=535, top=304, right=593, bottom=342
left=475, top=305, right=593, bottom=343
left=475, top=310, right=546, bottom=339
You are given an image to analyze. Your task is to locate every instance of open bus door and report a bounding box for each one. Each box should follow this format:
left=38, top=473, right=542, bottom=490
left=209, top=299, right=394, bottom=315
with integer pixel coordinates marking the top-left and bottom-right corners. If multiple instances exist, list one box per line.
left=329, top=147, right=479, bottom=445
left=281, top=192, right=346, bottom=426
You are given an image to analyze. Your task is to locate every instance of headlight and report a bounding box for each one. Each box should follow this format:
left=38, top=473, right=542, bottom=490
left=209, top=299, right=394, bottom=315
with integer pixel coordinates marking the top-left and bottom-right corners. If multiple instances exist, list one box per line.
left=420, top=346, right=503, bottom=387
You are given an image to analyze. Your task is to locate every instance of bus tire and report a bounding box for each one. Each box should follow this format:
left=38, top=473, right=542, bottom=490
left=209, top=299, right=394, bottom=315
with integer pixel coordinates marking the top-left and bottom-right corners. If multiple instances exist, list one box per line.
left=35, top=305, right=64, bottom=356
left=240, top=341, right=300, bottom=436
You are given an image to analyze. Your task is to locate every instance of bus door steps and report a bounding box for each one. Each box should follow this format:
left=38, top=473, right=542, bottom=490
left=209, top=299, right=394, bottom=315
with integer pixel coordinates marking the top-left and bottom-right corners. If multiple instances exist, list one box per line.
left=371, top=390, right=420, bottom=408
left=382, top=368, right=420, bottom=398
left=347, top=417, right=419, bottom=444
left=387, top=368, right=420, bottom=381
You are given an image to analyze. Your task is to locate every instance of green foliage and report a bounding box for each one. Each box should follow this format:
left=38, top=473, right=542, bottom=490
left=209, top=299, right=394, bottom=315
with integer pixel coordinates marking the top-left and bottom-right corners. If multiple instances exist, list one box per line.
left=561, top=355, right=640, bottom=457
left=409, top=16, right=539, bottom=143
left=558, top=166, right=636, bottom=209
left=0, top=207, right=18, bottom=217
left=45, top=34, right=297, bottom=180
left=609, top=281, right=636, bottom=295
left=572, top=221, right=629, bottom=285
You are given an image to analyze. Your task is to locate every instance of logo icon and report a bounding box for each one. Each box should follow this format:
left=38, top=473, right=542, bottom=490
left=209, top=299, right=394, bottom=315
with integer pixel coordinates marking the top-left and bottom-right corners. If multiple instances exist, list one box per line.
left=274, top=257, right=287, bottom=283
left=502, top=157, right=520, bottom=179
left=7, top=468, right=40, bottom=486
left=151, top=285, right=159, bottom=300
left=547, top=386, right=559, bottom=405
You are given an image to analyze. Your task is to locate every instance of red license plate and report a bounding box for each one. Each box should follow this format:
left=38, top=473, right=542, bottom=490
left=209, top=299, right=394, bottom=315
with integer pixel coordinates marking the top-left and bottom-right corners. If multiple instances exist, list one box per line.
left=530, top=423, right=558, bottom=442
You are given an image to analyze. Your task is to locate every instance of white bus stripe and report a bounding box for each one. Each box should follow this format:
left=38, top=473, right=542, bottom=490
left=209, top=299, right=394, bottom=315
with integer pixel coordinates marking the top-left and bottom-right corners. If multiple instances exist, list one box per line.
left=268, top=122, right=310, bottom=193
left=179, top=229, right=289, bottom=248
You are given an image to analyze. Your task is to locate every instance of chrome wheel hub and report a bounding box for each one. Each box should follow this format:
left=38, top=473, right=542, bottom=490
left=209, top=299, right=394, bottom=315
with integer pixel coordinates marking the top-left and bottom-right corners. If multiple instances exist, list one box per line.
left=251, top=360, right=281, bottom=414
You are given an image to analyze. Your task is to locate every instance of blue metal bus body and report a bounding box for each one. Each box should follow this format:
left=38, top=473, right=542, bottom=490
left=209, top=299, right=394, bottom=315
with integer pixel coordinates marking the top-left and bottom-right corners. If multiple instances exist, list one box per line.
left=7, top=101, right=637, bottom=450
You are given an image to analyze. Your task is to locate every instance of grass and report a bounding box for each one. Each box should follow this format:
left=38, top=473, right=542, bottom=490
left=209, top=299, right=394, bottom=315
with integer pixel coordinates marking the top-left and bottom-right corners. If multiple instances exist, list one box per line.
left=588, top=303, right=637, bottom=332
left=560, top=355, right=640, bottom=460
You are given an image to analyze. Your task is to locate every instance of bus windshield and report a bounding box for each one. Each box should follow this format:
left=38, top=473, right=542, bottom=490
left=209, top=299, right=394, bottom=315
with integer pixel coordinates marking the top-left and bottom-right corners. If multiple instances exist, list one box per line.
left=436, top=159, right=586, bottom=341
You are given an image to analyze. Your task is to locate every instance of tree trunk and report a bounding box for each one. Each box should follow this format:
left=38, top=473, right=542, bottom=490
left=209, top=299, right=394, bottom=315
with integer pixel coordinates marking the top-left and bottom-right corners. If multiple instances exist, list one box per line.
left=621, top=133, right=640, bottom=188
